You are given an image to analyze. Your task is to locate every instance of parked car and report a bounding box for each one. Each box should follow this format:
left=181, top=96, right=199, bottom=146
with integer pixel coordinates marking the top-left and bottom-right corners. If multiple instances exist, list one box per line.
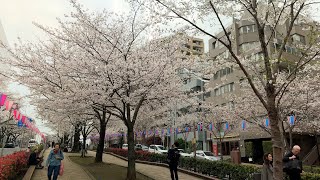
left=141, top=145, right=149, bottom=151
left=193, top=150, right=220, bottom=161
left=178, top=149, right=192, bottom=157
left=148, top=145, right=167, bottom=154
left=4, top=142, right=15, bottom=148
left=122, top=144, right=128, bottom=149
left=28, top=139, right=38, bottom=148
left=135, top=144, right=143, bottom=151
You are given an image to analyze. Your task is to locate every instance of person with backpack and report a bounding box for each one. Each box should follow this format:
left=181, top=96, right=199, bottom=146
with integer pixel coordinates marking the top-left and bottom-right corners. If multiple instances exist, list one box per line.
left=46, top=143, right=64, bottom=180
left=167, top=141, right=180, bottom=180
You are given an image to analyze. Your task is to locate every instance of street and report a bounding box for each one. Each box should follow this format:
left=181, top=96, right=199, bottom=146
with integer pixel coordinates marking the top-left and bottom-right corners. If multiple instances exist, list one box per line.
left=0, top=147, right=27, bottom=157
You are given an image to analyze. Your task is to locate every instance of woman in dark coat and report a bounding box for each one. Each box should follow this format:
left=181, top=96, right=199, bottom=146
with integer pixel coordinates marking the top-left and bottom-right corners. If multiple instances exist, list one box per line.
left=262, top=153, right=273, bottom=180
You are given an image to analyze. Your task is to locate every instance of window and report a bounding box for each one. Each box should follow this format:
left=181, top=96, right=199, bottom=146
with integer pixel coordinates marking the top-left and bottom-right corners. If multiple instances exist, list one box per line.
left=213, top=67, right=233, bottom=80
left=239, top=25, right=256, bottom=34
left=292, top=34, right=306, bottom=44
left=240, top=42, right=260, bottom=52
left=214, top=88, right=220, bottom=96
left=213, top=83, right=235, bottom=97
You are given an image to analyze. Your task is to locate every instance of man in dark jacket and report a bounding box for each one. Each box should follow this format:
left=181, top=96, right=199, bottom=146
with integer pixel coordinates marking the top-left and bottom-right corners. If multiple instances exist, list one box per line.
left=283, top=145, right=302, bottom=180
left=167, top=142, right=180, bottom=180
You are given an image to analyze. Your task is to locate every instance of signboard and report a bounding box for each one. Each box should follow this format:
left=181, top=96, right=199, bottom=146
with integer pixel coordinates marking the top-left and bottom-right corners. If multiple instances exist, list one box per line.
left=212, top=144, right=218, bottom=156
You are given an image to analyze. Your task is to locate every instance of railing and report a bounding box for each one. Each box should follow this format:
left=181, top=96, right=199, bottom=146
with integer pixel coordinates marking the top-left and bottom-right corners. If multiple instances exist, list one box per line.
left=303, top=144, right=319, bottom=166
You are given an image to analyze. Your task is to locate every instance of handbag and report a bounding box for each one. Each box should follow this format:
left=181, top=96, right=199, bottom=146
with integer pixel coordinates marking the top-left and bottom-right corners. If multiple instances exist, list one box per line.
left=59, top=162, right=64, bottom=176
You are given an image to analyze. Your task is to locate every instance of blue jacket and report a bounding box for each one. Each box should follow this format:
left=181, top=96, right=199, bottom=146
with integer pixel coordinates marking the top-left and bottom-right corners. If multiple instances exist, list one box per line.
left=46, top=149, right=64, bottom=166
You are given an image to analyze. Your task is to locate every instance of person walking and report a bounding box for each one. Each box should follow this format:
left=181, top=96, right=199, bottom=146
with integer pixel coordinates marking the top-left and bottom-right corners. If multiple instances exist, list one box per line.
left=51, top=141, right=55, bottom=148
left=261, top=153, right=273, bottom=180
left=283, top=145, right=302, bottom=180
left=167, top=141, right=180, bottom=180
left=46, top=143, right=64, bottom=180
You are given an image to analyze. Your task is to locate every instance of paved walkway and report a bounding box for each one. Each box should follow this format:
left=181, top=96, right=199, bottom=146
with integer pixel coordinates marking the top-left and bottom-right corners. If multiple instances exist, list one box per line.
left=31, top=149, right=92, bottom=180
left=87, top=151, right=202, bottom=180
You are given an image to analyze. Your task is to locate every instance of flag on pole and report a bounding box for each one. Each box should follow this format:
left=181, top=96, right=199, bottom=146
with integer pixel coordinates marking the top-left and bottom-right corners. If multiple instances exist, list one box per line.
left=225, top=122, right=229, bottom=130
left=265, top=118, right=270, bottom=127
left=288, top=115, right=295, bottom=126
left=0, top=94, right=7, bottom=106
left=209, top=122, right=213, bottom=131
left=241, top=120, right=246, bottom=130
left=5, top=100, right=13, bottom=111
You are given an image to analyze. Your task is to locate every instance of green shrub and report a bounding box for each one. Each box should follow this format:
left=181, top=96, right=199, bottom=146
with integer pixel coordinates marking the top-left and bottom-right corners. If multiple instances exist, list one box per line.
left=106, top=148, right=260, bottom=179
left=303, top=166, right=320, bottom=174
left=262, top=141, right=272, bottom=154
left=245, top=142, right=253, bottom=157
left=302, top=172, right=320, bottom=180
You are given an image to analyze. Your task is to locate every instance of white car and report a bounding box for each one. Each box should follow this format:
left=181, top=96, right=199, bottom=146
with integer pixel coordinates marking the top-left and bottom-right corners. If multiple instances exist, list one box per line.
left=177, top=149, right=192, bottom=157
left=28, top=139, right=38, bottom=148
left=194, top=150, right=220, bottom=161
left=148, top=145, right=167, bottom=154
left=122, top=144, right=128, bottom=149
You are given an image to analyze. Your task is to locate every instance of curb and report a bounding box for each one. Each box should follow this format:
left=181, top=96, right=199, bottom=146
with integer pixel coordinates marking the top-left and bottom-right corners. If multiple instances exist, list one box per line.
left=104, top=152, right=219, bottom=180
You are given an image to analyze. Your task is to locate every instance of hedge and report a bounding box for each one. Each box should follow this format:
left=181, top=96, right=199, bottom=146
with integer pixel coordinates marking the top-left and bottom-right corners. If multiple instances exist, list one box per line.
left=0, top=151, right=29, bottom=180
left=106, top=148, right=259, bottom=180
left=302, top=172, right=320, bottom=180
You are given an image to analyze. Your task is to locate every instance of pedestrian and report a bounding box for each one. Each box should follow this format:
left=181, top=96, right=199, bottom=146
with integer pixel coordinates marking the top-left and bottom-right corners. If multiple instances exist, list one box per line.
left=52, top=141, right=55, bottom=148
left=283, top=145, right=302, bottom=180
left=46, top=143, right=64, bottom=180
left=28, top=148, right=44, bottom=169
left=261, top=153, right=273, bottom=180
left=167, top=141, right=180, bottom=180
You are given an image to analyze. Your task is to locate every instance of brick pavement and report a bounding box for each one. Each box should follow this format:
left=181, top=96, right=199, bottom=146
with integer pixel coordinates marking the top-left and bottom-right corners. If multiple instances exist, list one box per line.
left=31, top=149, right=92, bottom=180
left=87, top=151, right=202, bottom=180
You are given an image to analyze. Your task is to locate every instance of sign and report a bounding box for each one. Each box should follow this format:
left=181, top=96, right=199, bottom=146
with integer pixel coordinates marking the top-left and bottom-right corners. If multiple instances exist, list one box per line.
left=212, top=144, right=218, bottom=156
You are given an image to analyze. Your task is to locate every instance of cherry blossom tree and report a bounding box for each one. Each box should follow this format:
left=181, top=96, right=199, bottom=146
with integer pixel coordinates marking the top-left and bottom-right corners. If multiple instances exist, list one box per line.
left=1, top=2, right=193, bottom=179
left=134, top=0, right=320, bottom=178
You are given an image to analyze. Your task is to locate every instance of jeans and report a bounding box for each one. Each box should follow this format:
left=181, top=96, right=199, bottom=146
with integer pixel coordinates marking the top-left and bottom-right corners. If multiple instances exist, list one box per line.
left=48, top=165, right=60, bottom=180
left=169, top=163, right=178, bottom=180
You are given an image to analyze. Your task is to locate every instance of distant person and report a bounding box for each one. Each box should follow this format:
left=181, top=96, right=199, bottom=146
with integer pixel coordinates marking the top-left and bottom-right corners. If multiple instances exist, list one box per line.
left=52, top=141, right=55, bottom=148
left=28, top=148, right=44, bottom=169
left=46, top=143, right=64, bottom=180
left=167, top=142, right=180, bottom=180
left=261, top=153, right=273, bottom=180
left=283, top=145, right=302, bottom=180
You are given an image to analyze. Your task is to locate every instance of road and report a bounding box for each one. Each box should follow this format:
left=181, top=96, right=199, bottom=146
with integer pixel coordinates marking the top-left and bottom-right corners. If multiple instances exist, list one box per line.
left=0, top=147, right=27, bottom=157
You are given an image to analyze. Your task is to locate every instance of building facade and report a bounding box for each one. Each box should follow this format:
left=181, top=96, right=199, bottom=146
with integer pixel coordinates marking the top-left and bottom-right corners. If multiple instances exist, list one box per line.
left=206, top=11, right=311, bottom=159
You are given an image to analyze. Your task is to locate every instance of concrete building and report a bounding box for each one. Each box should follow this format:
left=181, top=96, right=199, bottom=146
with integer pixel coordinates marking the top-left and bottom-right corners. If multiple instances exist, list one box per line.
left=205, top=11, right=313, bottom=161
left=181, top=36, right=204, bottom=56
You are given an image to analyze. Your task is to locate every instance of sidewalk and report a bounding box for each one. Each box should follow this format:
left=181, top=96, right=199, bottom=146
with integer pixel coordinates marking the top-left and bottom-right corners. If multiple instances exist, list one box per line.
left=87, top=151, right=202, bottom=180
left=31, top=149, right=92, bottom=180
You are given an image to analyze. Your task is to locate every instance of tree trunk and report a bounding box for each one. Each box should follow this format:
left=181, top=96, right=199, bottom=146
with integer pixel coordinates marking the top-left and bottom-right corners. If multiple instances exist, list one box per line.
left=126, top=125, right=136, bottom=180
left=269, top=104, right=283, bottom=180
left=219, top=138, right=223, bottom=161
left=72, top=123, right=81, bottom=152
left=95, top=121, right=106, bottom=163
left=81, top=134, right=87, bottom=158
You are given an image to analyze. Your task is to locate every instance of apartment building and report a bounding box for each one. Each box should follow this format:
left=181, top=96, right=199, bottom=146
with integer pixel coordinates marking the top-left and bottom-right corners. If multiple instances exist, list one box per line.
left=206, top=10, right=312, bottom=160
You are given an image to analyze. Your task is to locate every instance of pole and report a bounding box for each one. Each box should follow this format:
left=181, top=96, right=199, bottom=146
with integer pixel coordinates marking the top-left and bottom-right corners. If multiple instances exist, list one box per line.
left=0, top=135, right=6, bottom=157
left=193, top=121, right=196, bottom=158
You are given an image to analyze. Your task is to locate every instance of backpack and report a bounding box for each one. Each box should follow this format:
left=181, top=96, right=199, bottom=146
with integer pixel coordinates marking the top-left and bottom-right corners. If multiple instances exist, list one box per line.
left=167, top=149, right=180, bottom=164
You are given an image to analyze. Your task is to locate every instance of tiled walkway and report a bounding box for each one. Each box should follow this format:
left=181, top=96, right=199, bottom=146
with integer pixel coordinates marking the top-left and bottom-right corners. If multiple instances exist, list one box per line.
left=87, top=151, right=202, bottom=180
left=31, top=149, right=92, bottom=180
